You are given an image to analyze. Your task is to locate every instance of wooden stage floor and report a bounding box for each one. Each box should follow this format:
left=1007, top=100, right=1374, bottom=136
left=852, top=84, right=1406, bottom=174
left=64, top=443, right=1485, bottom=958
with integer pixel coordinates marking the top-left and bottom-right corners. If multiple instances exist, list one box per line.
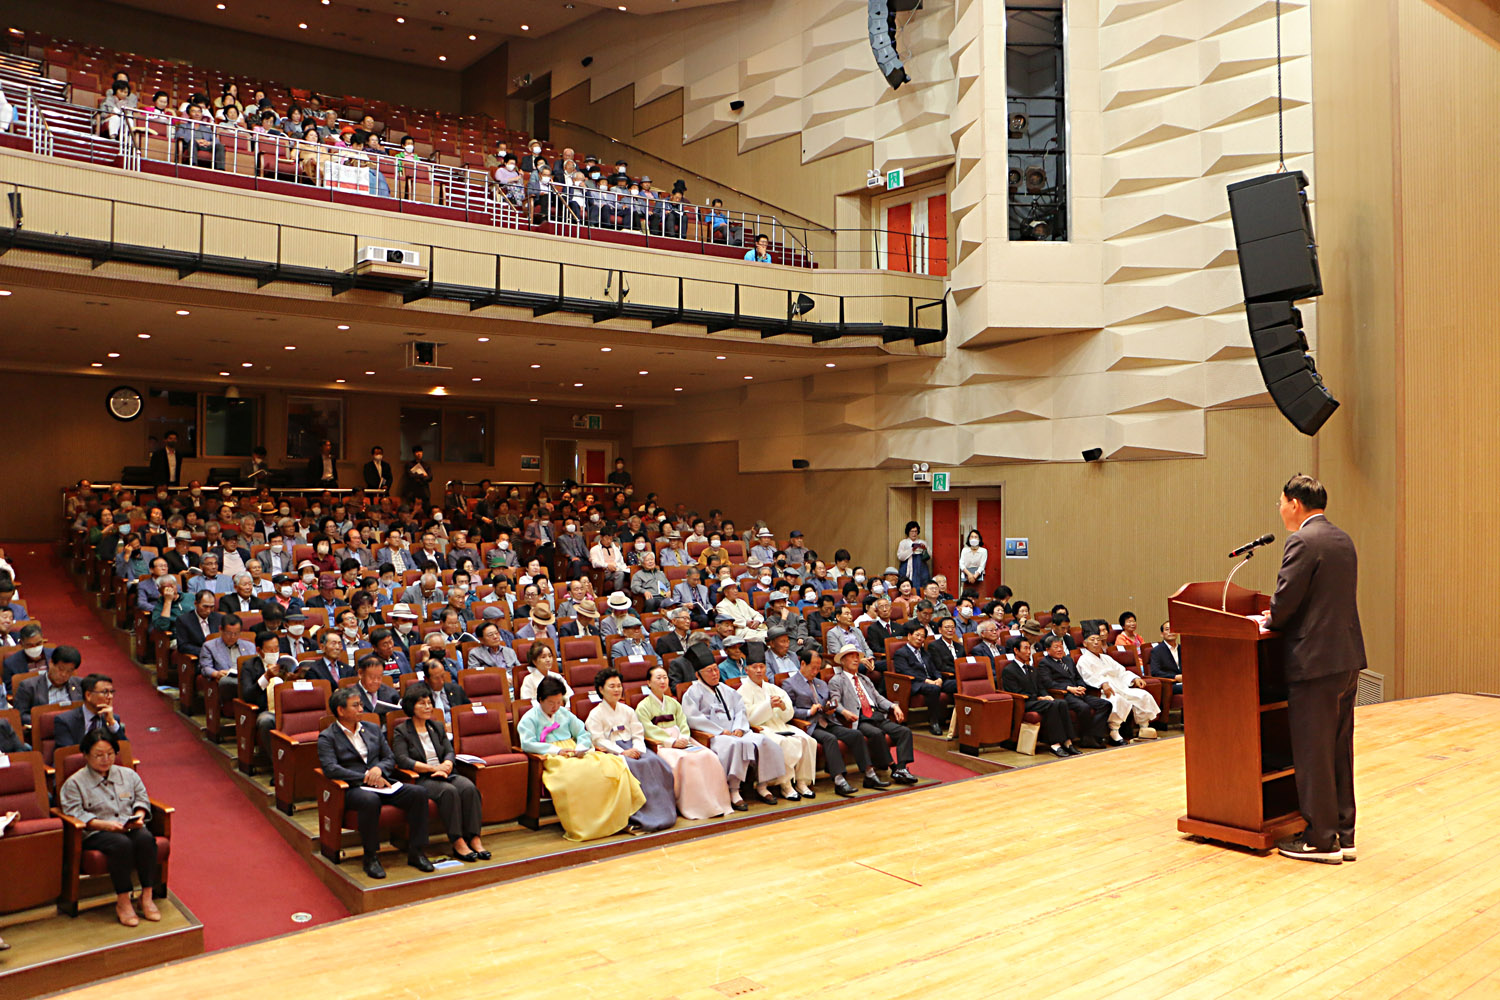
left=49, top=693, right=1500, bottom=1000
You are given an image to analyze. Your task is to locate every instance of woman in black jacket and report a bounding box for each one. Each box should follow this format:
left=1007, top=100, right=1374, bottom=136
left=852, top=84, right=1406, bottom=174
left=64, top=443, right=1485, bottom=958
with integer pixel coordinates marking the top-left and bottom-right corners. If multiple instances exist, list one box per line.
left=392, top=685, right=489, bottom=863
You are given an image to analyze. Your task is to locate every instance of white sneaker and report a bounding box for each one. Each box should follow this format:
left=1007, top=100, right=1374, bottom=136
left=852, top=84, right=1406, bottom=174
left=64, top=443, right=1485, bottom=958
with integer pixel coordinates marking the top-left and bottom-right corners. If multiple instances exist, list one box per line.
left=1136, top=726, right=1159, bottom=740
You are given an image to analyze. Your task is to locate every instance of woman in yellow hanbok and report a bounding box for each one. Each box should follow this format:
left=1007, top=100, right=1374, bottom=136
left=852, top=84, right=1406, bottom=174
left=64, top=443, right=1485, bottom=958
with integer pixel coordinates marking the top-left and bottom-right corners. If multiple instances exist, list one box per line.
left=518, top=675, right=644, bottom=841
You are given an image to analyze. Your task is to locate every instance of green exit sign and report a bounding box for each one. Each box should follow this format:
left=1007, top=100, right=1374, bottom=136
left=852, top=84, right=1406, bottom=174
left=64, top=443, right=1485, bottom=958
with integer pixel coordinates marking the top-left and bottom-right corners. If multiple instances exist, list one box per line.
left=932, top=472, right=950, bottom=492
left=886, top=167, right=904, bottom=190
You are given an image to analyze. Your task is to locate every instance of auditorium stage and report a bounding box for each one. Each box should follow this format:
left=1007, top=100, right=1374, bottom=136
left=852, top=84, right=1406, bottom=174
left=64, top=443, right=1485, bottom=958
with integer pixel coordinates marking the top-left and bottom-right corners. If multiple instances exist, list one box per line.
left=48, top=693, right=1500, bottom=999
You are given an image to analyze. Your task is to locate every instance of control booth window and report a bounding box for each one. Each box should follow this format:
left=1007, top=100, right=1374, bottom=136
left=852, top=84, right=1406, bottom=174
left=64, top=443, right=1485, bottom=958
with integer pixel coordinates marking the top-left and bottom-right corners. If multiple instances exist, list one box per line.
left=1008, top=1, right=1067, bottom=241
left=400, top=406, right=489, bottom=464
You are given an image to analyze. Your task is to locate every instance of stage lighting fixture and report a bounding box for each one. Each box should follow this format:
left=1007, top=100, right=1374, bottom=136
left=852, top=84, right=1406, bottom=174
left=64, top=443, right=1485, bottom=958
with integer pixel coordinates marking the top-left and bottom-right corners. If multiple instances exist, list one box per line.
left=1025, top=165, right=1047, bottom=194
left=1009, top=112, right=1028, bottom=139
left=1082, top=448, right=1103, bottom=462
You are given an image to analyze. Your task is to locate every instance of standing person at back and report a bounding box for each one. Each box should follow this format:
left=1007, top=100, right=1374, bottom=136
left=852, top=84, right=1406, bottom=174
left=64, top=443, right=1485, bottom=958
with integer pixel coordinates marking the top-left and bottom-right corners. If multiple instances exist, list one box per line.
left=1267, top=473, right=1365, bottom=865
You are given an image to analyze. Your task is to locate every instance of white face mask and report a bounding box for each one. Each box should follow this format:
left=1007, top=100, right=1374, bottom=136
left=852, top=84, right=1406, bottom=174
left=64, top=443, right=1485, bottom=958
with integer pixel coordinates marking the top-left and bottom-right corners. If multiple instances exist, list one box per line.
left=190, top=488, right=201, bottom=497
left=498, top=541, right=510, bottom=550
left=302, top=574, right=316, bottom=585
left=968, top=538, right=980, bottom=548
left=871, top=583, right=885, bottom=595
left=24, top=645, right=43, bottom=660
left=565, top=524, right=576, bottom=533
left=854, top=574, right=866, bottom=584
left=590, top=513, right=600, bottom=522
left=635, top=541, right=647, bottom=551
left=433, top=513, right=443, bottom=522
left=343, top=626, right=359, bottom=638
left=397, top=622, right=414, bottom=634
left=279, top=506, right=290, bottom=516
left=454, top=583, right=468, bottom=594
left=279, top=585, right=293, bottom=597
left=759, top=575, right=771, bottom=586
left=289, top=624, right=305, bottom=636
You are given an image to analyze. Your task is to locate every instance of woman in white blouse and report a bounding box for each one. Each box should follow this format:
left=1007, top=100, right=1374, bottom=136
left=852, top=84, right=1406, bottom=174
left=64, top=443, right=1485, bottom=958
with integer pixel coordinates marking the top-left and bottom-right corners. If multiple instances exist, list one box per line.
left=519, top=641, right=572, bottom=702
left=583, top=667, right=677, bottom=831
left=392, top=685, right=488, bottom=862
left=958, top=529, right=988, bottom=589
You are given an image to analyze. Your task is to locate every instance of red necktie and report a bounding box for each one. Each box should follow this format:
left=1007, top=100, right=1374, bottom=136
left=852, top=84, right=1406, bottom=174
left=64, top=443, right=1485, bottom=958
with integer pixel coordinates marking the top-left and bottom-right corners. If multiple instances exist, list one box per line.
left=857, top=679, right=873, bottom=719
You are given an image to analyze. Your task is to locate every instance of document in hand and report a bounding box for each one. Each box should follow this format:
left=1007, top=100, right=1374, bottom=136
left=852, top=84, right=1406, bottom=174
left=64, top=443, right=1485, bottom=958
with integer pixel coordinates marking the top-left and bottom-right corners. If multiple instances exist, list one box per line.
left=455, top=753, right=487, bottom=766
left=367, top=781, right=405, bottom=795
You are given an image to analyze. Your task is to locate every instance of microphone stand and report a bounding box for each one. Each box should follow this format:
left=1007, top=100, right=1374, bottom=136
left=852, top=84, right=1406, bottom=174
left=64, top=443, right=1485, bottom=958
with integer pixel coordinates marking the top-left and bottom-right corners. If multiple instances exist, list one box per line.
left=1222, top=549, right=1255, bottom=612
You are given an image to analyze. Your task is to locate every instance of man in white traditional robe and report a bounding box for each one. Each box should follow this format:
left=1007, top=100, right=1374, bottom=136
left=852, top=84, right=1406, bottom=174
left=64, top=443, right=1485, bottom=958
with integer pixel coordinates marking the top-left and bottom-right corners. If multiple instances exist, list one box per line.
left=713, top=579, right=768, bottom=642
left=1076, top=630, right=1159, bottom=744
left=682, top=657, right=785, bottom=809
left=739, top=658, right=817, bottom=799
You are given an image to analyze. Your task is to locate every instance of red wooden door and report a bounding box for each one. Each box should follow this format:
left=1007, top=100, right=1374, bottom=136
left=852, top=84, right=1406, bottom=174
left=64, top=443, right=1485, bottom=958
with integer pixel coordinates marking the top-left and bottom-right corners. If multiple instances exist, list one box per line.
left=886, top=202, right=912, bottom=272
left=931, top=497, right=960, bottom=593
left=927, top=193, right=948, bottom=277
left=584, top=448, right=607, bottom=484
left=976, top=498, right=1003, bottom=594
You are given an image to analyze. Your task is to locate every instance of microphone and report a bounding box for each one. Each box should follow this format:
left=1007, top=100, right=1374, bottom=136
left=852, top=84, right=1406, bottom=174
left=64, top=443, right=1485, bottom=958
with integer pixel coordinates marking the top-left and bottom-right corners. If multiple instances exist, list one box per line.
left=1227, top=533, right=1275, bottom=559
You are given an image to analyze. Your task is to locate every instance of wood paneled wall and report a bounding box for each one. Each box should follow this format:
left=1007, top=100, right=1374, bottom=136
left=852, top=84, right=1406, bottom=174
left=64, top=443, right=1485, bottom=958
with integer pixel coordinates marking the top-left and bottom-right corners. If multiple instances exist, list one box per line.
left=1394, top=0, right=1500, bottom=696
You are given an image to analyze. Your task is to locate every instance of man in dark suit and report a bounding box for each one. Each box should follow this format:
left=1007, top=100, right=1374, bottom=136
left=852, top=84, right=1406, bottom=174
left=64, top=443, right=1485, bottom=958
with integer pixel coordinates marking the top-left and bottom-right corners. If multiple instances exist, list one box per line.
left=1000, top=637, right=1078, bottom=758
left=970, top=620, right=1008, bottom=663
left=1036, top=634, right=1110, bottom=749
left=352, top=656, right=402, bottom=716
left=654, top=607, right=694, bottom=658
left=863, top=597, right=899, bottom=672
left=218, top=575, right=268, bottom=616
left=928, top=616, right=965, bottom=676
left=241, top=630, right=301, bottom=766
left=889, top=624, right=955, bottom=735
left=163, top=531, right=200, bottom=575
left=402, top=446, right=432, bottom=504
left=1268, top=474, right=1365, bottom=865
left=2, top=623, right=51, bottom=688
left=149, top=431, right=183, bottom=487
left=1148, top=621, right=1182, bottom=694
left=303, top=631, right=354, bottom=687
left=316, top=686, right=433, bottom=879
left=362, top=446, right=392, bottom=493
left=305, top=438, right=339, bottom=489
left=14, top=645, right=83, bottom=724
left=668, top=638, right=714, bottom=692
left=368, top=629, right=412, bottom=681
left=53, top=672, right=127, bottom=749
left=419, top=659, right=469, bottom=728
left=782, top=648, right=864, bottom=796
left=173, top=590, right=223, bottom=659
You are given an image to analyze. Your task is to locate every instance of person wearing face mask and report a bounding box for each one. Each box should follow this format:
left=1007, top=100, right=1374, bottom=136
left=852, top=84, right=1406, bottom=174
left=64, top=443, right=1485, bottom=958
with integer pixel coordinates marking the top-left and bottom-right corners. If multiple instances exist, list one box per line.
left=696, top=534, right=730, bottom=570
left=2, top=623, right=54, bottom=691
left=958, top=529, right=989, bottom=590
left=555, top=518, right=588, bottom=580
left=486, top=530, right=520, bottom=574
left=523, top=511, right=556, bottom=571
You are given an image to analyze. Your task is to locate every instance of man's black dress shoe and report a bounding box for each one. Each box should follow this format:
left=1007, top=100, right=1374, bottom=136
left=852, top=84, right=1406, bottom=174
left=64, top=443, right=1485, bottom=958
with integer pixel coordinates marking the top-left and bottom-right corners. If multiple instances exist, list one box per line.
left=409, top=854, right=436, bottom=873
left=363, top=859, right=386, bottom=880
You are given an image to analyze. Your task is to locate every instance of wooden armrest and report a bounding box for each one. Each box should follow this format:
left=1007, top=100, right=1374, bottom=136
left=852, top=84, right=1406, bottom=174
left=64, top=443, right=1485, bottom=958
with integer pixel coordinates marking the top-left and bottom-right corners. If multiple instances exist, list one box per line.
left=690, top=729, right=714, bottom=747
left=50, top=807, right=86, bottom=831
left=268, top=729, right=302, bottom=745
left=148, top=800, right=173, bottom=837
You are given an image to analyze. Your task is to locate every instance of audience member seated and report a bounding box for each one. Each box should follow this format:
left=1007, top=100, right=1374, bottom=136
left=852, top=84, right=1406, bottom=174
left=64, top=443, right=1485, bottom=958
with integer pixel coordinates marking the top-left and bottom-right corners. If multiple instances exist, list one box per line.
left=57, top=731, right=159, bottom=927
left=783, top=649, right=866, bottom=797
left=519, top=675, right=644, bottom=841
left=1149, top=620, right=1182, bottom=694
left=317, top=686, right=434, bottom=879
left=681, top=648, right=786, bottom=810
left=392, top=684, right=488, bottom=862
left=1036, top=633, right=1111, bottom=748
left=715, top=580, right=767, bottom=642
left=55, top=671, right=126, bottom=749
left=1000, top=636, right=1080, bottom=758
left=706, top=198, right=744, bottom=246
left=200, top=612, right=254, bottom=709
left=1077, top=631, right=1159, bottom=745
left=634, top=663, right=734, bottom=819
left=828, top=646, right=917, bottom=786
left=1115, top=611, right=1144, bottom=651
left=304, top=630, right=354, bottom=686
left=416, top=659, right=468, bottom=728
left=890, top=623, right=956, bottom=736
left=608, top=617, right=653, bottom=660
left=519, top=641, right=572, bottom=702
left=739, top=658, right=817, bottom=800
left=240, top=629, right=299, bottom=762
left=583, top=667, right=677, bottom=832
left=14, top=644, right=82, bottom=722
left=3, top=622, right=50, bottom=688
left=351, top=655, right=402, bottom=716
left=717, top=636, right=749, bottom=680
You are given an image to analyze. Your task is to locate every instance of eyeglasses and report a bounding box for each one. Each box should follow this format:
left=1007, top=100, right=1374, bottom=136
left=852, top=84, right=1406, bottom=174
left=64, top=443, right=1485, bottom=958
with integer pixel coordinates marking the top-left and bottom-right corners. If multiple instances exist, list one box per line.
left=94, top=688, right=116, bottom=697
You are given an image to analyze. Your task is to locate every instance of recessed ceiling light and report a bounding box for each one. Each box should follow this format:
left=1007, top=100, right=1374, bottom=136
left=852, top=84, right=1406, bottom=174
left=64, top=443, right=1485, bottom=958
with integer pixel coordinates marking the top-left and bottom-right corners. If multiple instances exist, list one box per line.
left=242, top=362, right=254, bottom=367
left=90, top=362, right=103, bottom=368
left=477, top=336, right=490, bottom=342
left=600, top=347, right=611, bottom=352
left=637, top=370, right=649, bottom=375
left=108, top=352, right=120, bottom=358
left=715, top=355, right=726, bottom=360
left=138, top=333, right=151, bottom=339
left=439, top=55, right=447, bottom=61
left=825, top=362, right=836, bottom=368
left=396, top=16, right=405, bottom=22
left=336, top=378, right=346, bottom=383
left=175, top=309, right=190, bottom=316
left=615, top=403, right=623, bottom=408
left=531, top=363, right=542, bottom=369
left=471, top=377, right=482, bottom=381
left=744, top=375, right=753, bottom=380
left=674, top=387, right=683, bottom=392
left=528, top=397, right=538, bottom=402
left=618, top=4, right=627, bottom=9
left=337, top=324, right=350, bottom=330
left=284, top=345, right=296, bottom=350
left=298, top=22, right=308, bottom=29
left=430, top=386, right=448, bottom=395
left=365, top=370, right=375, bottom=375
left=573, top=382, right=583, bottom=387
left=219, top=371, right=230, bottom=376
left=521, top=24, right=530, bottom=30
left=0, top=290, right=11, bottom=296
left=216, top=3, right=225, bottom=9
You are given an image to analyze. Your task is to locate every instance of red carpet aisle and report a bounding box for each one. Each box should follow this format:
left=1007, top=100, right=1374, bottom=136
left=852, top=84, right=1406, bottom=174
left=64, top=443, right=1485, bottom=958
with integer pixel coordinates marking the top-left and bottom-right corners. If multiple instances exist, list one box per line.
left=7, top=544, right=348, bottom=950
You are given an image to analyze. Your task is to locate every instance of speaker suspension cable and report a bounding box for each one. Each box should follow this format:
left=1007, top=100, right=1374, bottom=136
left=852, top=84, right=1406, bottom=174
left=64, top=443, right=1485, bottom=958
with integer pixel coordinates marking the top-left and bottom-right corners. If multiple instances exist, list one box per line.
left=1275, top=0, right=1286, bottom=173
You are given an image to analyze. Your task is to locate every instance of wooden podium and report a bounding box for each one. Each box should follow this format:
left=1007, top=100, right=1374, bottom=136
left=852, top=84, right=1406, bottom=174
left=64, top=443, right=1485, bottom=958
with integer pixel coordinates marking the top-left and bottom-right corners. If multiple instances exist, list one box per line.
left=1169, top=580, right=1304, bottom=850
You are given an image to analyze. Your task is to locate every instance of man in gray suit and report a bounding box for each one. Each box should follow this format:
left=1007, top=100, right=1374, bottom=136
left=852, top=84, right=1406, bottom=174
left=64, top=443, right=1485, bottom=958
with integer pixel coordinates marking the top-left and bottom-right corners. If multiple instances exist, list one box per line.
left=1267, top=474, right=1366, bottom=865
left=828, top=645, right=917, bottom=786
